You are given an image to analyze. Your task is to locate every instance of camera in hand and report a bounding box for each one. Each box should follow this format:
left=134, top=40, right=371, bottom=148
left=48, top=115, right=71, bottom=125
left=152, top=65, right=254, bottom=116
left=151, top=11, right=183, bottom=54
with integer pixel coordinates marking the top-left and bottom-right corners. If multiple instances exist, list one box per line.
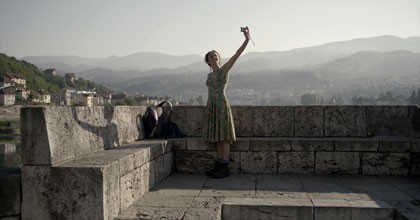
left=240, top=27, right=248, bottom=32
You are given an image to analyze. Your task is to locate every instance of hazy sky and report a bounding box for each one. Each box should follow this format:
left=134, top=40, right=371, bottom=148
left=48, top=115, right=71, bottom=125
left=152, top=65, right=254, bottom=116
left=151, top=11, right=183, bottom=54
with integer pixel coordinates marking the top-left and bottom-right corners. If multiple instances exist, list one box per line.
left=1, top=0, right=419, bottom=58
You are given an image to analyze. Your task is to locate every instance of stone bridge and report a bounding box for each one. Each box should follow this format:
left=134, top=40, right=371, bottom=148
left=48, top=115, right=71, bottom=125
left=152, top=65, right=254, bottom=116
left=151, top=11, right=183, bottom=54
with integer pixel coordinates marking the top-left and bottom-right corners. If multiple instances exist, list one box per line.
left=1, top=105, right=419, bottom=219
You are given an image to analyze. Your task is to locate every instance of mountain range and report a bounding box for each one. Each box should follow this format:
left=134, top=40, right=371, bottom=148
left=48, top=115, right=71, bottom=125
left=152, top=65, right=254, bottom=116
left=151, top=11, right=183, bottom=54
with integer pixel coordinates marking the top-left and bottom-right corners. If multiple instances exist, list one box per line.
left=21, top=35, right=420, bottom=104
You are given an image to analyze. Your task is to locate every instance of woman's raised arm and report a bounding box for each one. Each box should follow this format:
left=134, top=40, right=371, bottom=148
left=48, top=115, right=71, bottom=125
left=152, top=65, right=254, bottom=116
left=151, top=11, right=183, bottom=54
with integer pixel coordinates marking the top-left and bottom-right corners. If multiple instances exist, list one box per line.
left=221, top=27, right=251, bottom=76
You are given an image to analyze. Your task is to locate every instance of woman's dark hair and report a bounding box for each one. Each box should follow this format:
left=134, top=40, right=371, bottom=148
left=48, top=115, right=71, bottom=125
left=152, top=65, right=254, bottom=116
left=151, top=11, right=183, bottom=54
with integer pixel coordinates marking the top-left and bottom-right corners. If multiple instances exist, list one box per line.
left=205, top=50, right=220, bottom=66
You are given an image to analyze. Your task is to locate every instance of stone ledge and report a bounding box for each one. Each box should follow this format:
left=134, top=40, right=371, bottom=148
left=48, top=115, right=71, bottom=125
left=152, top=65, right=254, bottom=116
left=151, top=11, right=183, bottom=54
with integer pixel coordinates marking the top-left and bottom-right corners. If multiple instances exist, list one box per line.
left=21, top=139, right=174, bottom=220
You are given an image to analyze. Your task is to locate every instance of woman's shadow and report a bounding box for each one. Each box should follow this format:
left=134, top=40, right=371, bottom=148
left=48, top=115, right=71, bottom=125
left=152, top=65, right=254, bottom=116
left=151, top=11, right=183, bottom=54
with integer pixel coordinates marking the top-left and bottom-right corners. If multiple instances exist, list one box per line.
left=71, top=106, right=120, bottom=149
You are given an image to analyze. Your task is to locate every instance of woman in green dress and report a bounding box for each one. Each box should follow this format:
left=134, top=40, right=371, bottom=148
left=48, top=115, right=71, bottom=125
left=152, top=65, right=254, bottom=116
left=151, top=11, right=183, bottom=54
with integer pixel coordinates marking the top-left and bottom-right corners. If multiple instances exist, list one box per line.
left=203, top=27, right=250, bottom=178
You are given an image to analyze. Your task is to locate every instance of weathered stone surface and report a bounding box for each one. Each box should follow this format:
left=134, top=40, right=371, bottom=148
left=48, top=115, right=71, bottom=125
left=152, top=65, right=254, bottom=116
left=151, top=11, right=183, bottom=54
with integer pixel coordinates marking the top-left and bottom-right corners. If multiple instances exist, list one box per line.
left=411, top=153, right=420, bottom=175
left=187, top=137, right=209, bottom=150
left=367, top=106, right=409, bottom=137
left=295, top=106, right=324, bottom=137
left=409, top=105, right=420, bottom=137
left=0, top=170, right=20, bottom=217
left=171, top=138, right=187, bottom=150
left=103, top=160, right=120, bottom=220
left=412, top=140, right=420, bottom=152
left=325, top=106, right=366, bottom=137
left=21, top=107, right=52, bottom=165
left=313, top=199, right=351, bottom=220
left=120, top=172, right=135, bottom=211
left=21, top=166, right=105, bottom=220
left=175, top=151, right=214, bottom=173
left=164, top=152, right=175, bottom=178
left=154, top=155, right=165, bottom=183
left=200, top=175, right=256, bottom=197
left=291, top=138, right=333, bottom=151
left=253, top=106, right=294, bottom=137
left=232, top=106, right=253, bottom=136
left=134, top=147, right=150, bottom=168
left=119, top=154, right=134, bottom=176
left=379, top=139, right=411, bottom=152
left=172, top=106, right=205, bottom=137
left=316, top=152, right=360, bottom=174
left=334, top=139, right=378, bottom=152
left=21, top=106, right=144, bottom=166
left=222, top=198, right=313, bottom=220
left=231, top=137, right=250, bottom=151
left=362, top=153, right=411, bottom=175
left=250, top=138, right=291, bottom=151
left=278, top=152, right=314, bottom=174
left=241, top=152, right=277, bottom=173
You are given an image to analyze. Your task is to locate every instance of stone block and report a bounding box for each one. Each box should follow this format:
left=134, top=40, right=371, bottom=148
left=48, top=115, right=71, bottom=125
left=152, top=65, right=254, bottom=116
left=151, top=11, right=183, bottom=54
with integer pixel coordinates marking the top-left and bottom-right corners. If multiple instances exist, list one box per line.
left=163, top=152, right=175, bottom=178
left=134, top=148, right=150, bottom=169
left=113, top=106, right=143, bottom=145
left=253, top=106, right=294, bottom=137
left=314, top=206, right=351, bottom=220
left=21, top=107, right=54, bottom=165
left=0, top=170, right=20, bottom=217
left=240, top=152, right=277, bottom=173
left=411, top=153, right=420, bottom=175
left=171, top=138, right=187, bottom=151
left=250, top=138, right=291, bottom=151
left=172, top=106, right=205, bottom=137
left=334, top=139, right=378, bottom=152
left=171, top=106, right=188, bottom=135
left=325, top=106, right=366, bottom=137
left=409, top=105, right=420, bottom=137
left=102, top=160, right=121, bottom=220
left=412, top=140, right=420, bottom=152
left=232, top=106, right=253, bottom=136
left=316, top=152, right=360, bottom=174
left=291, top=138, right=333, bottom=151
left=295, top=106, right=324, bottom=137
left=362, top=153, right=411, bottom=175
left=222, top=198, right=313, bottom=220
left=21, top=106, right=144, bottom=166
left=154, top=155, right=165, bottom=183
left=120, top=172, right=135, bottom=211
left=379, top=139, right=411, bottom=152
left=278, top=152, right=315, bottom=174
left=229, top=152, right=241, bottom=174
left=119, top=154, right=134, bottom=176
left=366, top=106, right=409, bottom=137
left=175, top=151, right=214, bottom=173
left=187, top=137, right=209, bottom=151
left=231, top=138, right=250, bottom=151
left=21, top=165, right=107, bottom=220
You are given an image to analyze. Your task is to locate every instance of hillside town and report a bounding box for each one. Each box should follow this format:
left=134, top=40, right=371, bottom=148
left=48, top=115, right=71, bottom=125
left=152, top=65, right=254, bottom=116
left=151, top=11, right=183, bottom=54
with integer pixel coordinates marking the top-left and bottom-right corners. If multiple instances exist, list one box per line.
left=0, top=69, right=172, bottom=107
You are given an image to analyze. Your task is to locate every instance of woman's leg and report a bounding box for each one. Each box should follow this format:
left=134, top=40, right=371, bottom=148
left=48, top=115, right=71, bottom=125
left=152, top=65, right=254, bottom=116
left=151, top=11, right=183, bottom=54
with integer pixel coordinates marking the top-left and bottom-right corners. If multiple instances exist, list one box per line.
left=219, top=141, right=230, bottom=161
left=213, top=141, right=230, bottom=178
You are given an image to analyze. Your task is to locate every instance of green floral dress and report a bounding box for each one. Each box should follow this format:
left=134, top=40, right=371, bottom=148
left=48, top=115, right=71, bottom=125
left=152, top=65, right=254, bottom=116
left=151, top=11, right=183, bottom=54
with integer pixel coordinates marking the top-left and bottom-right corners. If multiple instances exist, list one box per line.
left=203, top=68, right=236, bottom=144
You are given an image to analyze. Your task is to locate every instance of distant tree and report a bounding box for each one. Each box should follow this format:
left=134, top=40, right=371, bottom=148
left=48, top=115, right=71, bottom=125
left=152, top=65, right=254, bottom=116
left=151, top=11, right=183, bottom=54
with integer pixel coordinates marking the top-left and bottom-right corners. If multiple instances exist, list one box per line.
left=409, top=90, right=417, bottom=104
left=124, top=97, right=137, bottom=106
left=196, top=95, right=204, bottom=106
left=417, top=88, right=420, bottom=104
left=301, top=93, right=318, bottom=105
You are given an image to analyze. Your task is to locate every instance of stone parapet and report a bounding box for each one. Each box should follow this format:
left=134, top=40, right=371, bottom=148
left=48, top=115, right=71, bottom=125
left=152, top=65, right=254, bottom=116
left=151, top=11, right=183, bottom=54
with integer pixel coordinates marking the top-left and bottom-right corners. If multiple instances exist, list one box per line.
left=175, top=137, right=420, bottom=176
left=172, top=105, right=420, bottom=138
left=21, top=106, right=146, bottom=166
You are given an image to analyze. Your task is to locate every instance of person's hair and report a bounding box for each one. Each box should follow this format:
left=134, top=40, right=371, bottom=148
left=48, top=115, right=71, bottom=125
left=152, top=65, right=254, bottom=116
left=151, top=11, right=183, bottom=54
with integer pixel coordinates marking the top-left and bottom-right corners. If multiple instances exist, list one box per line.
left=205, top=50, right=220, bottom=66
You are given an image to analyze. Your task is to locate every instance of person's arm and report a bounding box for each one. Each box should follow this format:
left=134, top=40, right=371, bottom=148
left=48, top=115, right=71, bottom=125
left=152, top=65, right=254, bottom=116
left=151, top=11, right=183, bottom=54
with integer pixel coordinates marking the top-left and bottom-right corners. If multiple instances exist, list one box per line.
left=221, top=27, right=251, bottom=77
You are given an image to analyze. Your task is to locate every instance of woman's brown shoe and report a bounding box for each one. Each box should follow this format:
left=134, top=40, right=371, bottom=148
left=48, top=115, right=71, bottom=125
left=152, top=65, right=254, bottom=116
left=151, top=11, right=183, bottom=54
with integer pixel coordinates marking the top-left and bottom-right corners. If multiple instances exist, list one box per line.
left=213, top=163, right=229, bottom=179
left=205, top=161, right=221, bottom=176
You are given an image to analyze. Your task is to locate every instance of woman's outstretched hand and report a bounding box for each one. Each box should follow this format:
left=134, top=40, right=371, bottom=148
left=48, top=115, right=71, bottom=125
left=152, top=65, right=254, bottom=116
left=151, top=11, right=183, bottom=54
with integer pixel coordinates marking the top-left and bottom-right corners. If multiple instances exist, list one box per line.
left=241, top=26, right=250, bottom=41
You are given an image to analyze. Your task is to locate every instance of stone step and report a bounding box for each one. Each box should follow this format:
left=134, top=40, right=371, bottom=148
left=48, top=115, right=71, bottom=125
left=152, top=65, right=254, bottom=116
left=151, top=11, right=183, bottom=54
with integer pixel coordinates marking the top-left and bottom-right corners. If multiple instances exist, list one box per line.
left=115, top=173, right=420, bottom=220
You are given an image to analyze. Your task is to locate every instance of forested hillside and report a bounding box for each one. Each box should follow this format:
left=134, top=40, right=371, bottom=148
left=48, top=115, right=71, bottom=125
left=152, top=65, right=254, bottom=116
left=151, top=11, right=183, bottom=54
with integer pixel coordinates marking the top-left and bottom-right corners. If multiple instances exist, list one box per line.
left=0, top=53, right=110, bottom=93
